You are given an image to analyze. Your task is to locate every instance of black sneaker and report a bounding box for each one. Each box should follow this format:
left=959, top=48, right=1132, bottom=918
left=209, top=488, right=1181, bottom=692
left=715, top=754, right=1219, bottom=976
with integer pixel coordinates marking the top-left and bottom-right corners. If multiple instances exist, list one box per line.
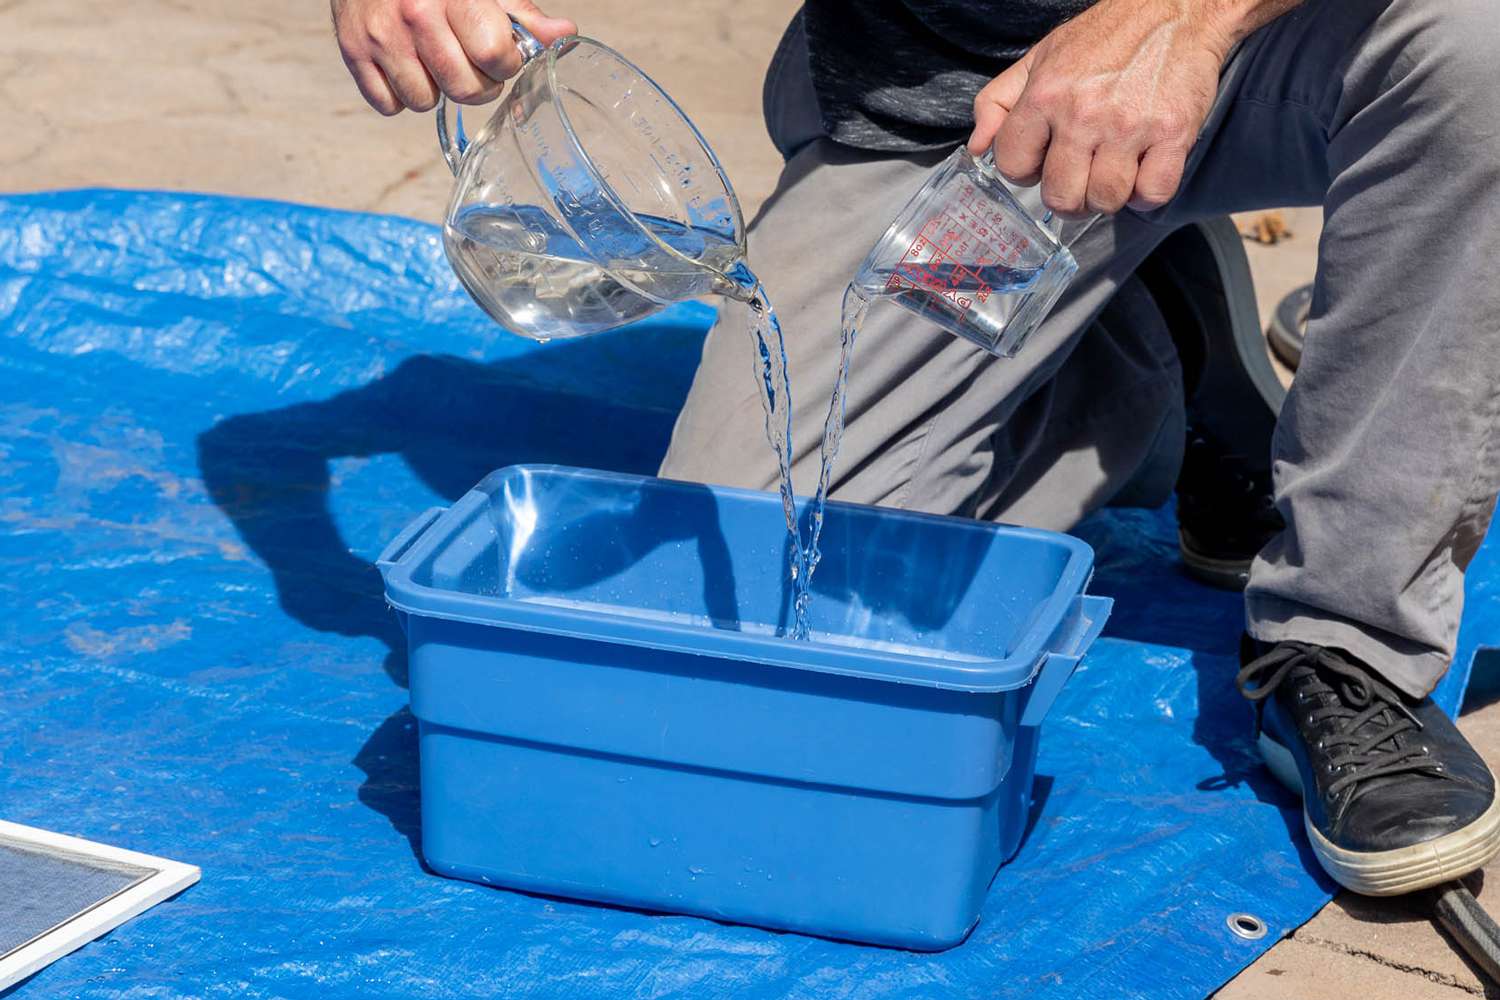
left=1237, top=639, right=1500, bottom=895
left=1175, top=426, right=1284, bottom=590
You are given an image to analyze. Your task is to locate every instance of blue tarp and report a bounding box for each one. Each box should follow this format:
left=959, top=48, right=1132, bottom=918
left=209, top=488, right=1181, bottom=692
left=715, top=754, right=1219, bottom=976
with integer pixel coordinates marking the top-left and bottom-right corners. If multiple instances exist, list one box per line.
left=0, top=189, right=1492, bottom=999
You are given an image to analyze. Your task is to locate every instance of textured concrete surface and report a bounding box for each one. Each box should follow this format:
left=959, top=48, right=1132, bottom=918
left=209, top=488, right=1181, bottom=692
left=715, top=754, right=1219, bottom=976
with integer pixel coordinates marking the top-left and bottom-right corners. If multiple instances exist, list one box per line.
left=0, top=0, right=797, bottom=221
left=0, top=3, right=1490, bottom=998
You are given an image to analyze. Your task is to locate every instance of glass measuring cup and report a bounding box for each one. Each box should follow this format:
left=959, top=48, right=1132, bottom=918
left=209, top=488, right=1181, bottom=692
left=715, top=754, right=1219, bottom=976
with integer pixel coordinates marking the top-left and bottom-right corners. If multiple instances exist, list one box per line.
left=850, top=147, right=1096, bottom=358
left=436, top=19, right=750, bottom=341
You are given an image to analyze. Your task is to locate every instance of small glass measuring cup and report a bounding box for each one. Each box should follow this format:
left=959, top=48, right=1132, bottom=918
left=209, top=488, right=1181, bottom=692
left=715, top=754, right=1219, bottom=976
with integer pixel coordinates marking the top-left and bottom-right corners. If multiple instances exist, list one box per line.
left=436, top=19, right=751, bottom=341
left=850, top=148, right=1097, bottom=358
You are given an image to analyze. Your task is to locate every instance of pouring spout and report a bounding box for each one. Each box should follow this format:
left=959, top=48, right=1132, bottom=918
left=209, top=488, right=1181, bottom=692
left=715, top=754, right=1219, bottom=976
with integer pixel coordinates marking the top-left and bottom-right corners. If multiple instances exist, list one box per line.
left=709, top=260, right=763, bottom=305
left=711, top=273, right=757, bottom=304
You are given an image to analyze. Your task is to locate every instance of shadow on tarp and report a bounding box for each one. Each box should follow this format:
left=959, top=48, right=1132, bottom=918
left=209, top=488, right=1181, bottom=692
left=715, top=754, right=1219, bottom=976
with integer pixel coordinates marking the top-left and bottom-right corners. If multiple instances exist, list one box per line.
left=195, top=344, right=685, bottom=686
left=196, top=339, right=691, bottom=858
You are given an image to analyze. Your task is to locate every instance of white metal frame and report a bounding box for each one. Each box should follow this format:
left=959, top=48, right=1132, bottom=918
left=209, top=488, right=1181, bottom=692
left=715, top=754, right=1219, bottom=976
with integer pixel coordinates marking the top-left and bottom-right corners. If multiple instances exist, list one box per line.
left=0, top=820, right=200, bottom=991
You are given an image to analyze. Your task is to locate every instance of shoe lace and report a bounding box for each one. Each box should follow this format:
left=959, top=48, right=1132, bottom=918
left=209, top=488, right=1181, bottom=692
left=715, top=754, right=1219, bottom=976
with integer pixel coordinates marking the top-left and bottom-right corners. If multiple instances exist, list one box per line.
left=1236, top=642, right=1442, bottom=798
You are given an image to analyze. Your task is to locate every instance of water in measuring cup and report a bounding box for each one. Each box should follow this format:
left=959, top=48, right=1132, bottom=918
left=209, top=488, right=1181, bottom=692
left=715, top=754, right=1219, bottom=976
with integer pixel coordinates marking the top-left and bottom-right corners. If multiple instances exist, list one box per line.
left=445, top=204, right=734, bottom=341
left=849, top=258, right=1044, bottom=347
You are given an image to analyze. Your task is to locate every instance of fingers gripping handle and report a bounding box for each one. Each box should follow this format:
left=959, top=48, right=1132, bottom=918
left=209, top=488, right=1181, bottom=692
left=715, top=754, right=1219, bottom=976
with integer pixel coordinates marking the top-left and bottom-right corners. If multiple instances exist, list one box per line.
left=436, top=15, right=546, bottom=176
left=506, top=15, right=547, bottom=61
left=973, top=149, right=1102, bottom=249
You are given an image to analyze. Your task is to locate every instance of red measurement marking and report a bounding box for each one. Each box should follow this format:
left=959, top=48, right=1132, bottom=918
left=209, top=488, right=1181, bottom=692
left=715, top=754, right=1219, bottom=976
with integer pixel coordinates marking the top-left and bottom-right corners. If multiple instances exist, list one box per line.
left=893, top=209, right=1034, bottom=318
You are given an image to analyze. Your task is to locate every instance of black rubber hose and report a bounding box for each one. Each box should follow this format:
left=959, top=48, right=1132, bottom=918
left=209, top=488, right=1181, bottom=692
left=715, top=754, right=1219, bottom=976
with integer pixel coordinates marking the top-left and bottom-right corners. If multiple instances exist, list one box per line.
left=1431, top=880, right=1500, bottom=986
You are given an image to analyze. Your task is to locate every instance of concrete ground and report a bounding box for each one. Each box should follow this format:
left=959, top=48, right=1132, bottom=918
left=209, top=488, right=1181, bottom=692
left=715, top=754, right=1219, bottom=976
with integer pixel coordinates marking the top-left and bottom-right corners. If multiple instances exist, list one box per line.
left=1, top=2, right=1493, bottom=996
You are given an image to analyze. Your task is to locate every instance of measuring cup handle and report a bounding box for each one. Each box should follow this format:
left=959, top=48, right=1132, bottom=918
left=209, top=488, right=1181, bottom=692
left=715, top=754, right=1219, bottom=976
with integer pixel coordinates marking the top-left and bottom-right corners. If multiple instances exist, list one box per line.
left=436, top=15, right=547, bottom=176
left=975, top=148, right=1102, bottom=249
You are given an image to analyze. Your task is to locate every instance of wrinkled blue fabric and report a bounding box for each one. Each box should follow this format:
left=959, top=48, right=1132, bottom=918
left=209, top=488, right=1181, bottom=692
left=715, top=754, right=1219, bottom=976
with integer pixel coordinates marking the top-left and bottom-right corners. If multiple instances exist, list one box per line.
left=0, top=189, right=1491, bottom=999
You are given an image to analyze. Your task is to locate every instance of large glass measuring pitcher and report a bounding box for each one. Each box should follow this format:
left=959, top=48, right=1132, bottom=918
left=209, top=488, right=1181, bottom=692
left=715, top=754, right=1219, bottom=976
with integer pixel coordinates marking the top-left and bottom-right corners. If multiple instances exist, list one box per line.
left=437, top=19, right=749, bottom=341
left=850, top=148, right=1097, bottom=358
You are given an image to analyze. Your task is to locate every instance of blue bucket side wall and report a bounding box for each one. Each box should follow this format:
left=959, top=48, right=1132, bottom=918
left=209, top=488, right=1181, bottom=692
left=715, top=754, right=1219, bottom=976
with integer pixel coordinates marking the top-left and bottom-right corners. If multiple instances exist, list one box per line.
left=407, top=615, right=1025, bottom=801
left=406, top=615, right=1049, bottom=949
left=418, top=724, right=1002, bottom=950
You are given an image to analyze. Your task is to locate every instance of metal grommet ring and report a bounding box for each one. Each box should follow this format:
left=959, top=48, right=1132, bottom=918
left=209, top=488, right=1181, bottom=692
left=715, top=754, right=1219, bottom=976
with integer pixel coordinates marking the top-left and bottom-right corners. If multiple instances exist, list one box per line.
left=1227, top=912, right=1269, bottom=940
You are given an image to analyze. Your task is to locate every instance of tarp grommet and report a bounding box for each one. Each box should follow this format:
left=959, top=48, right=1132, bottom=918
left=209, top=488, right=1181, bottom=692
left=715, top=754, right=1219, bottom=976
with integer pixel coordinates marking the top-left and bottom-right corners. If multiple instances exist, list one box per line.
left=1227, top=912, right=1268, bottom=940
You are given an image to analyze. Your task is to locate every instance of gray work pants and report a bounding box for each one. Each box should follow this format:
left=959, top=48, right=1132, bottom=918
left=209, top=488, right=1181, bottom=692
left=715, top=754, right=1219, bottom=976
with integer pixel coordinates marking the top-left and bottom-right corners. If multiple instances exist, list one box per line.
left=660, top=0, right=1500, bottom=698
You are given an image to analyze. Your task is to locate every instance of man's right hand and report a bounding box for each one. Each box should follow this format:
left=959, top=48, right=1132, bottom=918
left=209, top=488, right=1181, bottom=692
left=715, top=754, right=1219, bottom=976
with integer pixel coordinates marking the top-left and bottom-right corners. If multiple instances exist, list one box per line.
left=332, top=0, right=576, bottom=116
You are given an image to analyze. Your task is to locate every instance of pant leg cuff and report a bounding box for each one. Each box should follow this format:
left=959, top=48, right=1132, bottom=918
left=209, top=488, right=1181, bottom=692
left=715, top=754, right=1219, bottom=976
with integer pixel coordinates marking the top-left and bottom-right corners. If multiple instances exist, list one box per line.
left=1244, top=595, right=1449, bottom=700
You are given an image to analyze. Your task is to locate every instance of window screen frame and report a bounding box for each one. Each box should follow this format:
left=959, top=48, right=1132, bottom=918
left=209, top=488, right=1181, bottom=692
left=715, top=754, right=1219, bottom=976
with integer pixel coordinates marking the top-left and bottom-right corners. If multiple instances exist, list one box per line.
left=0, top=820, right=200, bottom=991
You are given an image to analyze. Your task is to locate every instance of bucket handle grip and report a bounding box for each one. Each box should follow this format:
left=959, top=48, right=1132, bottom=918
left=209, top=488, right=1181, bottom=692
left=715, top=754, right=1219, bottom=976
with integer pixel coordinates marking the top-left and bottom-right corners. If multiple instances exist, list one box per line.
left=1019, top=594, right=1112, bottom=728
left=376, top=506, right=446, bottom=576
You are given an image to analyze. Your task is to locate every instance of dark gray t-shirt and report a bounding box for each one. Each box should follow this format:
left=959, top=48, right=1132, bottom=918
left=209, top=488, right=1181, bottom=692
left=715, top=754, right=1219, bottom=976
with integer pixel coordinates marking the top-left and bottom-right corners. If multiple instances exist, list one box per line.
left=802, top=0, right=1098, bottom=151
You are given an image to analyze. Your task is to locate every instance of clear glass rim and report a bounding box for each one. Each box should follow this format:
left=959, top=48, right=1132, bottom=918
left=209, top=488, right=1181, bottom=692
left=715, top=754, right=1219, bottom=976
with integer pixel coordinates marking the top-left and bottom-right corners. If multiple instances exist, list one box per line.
left=543, top=35, right=746, bottom=275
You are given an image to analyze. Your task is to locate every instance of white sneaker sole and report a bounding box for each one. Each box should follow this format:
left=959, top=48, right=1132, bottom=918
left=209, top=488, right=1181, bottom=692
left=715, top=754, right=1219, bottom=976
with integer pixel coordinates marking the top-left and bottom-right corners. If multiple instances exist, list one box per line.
left=1258, top=731, right=1500, bottom=896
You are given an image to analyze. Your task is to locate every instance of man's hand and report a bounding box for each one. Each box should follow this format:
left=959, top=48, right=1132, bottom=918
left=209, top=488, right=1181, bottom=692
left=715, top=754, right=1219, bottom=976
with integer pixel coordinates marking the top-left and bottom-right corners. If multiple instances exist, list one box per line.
left=967, top=0, right=1294, bottom=216
left=332, top=0, right=576, bottom=116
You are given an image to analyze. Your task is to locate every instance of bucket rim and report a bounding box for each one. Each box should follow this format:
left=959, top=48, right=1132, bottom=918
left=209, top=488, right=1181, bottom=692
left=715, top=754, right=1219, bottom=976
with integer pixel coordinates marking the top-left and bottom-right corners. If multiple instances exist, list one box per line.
left=380, top=464, right=1105, bottom=693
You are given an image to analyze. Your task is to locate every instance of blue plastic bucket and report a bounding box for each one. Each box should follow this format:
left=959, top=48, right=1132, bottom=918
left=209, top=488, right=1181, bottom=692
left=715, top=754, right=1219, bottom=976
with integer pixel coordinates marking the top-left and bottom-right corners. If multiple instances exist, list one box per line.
left=378, top=465, right=1110, bottom=949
